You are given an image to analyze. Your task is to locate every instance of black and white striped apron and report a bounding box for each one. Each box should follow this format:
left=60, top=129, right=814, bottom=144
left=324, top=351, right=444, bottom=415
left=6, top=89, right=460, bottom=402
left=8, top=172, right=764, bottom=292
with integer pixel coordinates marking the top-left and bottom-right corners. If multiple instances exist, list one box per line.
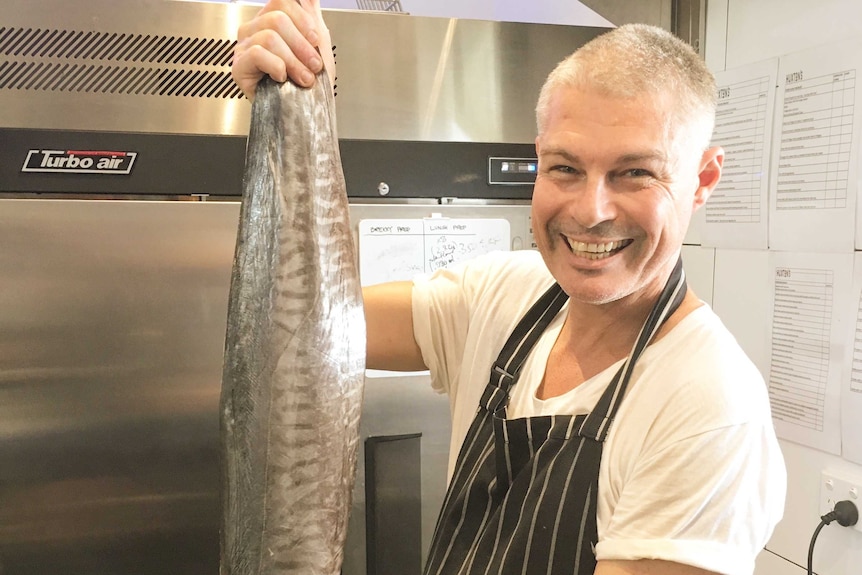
left=423, top=259, right=687, bottom=575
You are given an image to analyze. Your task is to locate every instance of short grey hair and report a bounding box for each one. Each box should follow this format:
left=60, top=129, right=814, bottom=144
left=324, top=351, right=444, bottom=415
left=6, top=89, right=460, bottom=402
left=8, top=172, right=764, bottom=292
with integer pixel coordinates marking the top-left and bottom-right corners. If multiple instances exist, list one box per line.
left=536, top=24, right=717, bottom=148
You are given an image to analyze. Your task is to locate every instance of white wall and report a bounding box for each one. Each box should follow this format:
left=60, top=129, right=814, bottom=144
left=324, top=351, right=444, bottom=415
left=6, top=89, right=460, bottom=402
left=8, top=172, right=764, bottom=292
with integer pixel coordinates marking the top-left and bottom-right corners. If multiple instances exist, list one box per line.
left=705, top=2, right=862, bottom=574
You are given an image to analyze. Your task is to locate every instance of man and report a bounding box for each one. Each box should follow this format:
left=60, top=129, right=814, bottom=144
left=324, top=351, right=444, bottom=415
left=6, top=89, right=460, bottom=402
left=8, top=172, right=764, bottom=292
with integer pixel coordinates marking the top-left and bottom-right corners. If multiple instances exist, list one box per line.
left=231, top=2, right=786, bottom=574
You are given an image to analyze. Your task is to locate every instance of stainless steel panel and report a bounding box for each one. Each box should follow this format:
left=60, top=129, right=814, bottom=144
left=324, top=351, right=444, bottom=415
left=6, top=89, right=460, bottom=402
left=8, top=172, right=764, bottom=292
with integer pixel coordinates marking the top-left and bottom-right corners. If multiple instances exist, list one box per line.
left=0, top=199, right=237, bottom=574
left=0, top=0, right=252, bottom=136
left=2, top=198, right=537, bottom=574
left=671, top=0, right=706, bottom=56
left=330, top=14, right=603, bottom=143
left=345, top=372, right=451, bottom=575
left=0, top=0, right=604, bottom=143
left=0, top=4, right=555, bottom=569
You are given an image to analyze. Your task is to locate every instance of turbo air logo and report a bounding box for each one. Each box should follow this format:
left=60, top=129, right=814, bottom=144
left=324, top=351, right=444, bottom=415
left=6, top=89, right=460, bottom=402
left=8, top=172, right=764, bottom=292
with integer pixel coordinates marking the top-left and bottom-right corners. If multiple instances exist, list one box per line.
left=22, top=150, right=137, bottom=175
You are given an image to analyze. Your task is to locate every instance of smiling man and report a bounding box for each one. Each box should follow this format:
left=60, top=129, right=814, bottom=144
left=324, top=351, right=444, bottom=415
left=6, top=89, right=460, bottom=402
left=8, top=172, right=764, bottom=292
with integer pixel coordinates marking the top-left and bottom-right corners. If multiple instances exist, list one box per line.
left=231, top=3, right=786, bottom=574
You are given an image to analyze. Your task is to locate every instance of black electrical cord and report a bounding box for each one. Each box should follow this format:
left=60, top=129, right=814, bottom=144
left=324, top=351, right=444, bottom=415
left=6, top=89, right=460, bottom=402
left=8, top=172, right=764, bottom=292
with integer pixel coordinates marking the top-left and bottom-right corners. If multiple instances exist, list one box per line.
left=807, top=499, right=859, bottom=575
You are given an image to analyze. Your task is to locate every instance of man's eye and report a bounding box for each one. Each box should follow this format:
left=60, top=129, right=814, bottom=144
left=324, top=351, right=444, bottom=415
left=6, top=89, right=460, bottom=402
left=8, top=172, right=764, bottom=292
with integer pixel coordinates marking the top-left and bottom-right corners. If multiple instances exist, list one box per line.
left=551, top=165, right=576, bottom=174
left=625, top=168, right=653, bottom=178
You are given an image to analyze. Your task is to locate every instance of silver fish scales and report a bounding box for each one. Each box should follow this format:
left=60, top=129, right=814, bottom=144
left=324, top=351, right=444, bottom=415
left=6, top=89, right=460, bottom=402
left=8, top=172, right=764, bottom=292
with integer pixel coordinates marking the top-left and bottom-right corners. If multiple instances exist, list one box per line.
left=220, top=72, right=365, bottom=575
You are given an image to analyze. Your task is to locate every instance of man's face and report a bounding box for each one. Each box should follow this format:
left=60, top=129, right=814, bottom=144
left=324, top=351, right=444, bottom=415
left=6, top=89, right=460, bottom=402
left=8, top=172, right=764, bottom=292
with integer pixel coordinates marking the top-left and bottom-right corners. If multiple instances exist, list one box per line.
left=532, top=86, right=722, bottom=307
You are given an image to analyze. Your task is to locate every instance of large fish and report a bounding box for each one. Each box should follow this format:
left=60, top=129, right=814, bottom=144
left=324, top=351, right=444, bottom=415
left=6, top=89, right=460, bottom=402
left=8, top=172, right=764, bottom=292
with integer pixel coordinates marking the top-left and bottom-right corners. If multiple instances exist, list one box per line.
left=219, top=69, right=366, bottom=575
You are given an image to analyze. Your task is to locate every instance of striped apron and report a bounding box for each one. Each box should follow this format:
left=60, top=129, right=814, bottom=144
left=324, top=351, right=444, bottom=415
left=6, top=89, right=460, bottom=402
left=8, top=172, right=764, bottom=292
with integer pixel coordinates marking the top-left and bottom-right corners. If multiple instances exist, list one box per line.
left=423, top=259, right=687, bottom=575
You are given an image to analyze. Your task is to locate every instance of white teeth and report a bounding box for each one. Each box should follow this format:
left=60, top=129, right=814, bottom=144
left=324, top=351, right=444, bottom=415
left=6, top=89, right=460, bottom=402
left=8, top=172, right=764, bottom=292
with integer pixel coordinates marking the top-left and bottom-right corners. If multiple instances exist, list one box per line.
left=564, top=238, right=626, bottom=258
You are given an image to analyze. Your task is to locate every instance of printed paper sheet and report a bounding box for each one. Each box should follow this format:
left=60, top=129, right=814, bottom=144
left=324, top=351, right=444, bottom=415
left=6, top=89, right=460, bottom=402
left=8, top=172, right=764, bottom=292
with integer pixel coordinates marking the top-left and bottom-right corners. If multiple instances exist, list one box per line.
left=766, top=251, right=852, bottom=454
left=705, top=59, right=778, bottom=249
left=768, top=40, right=862, bottom=252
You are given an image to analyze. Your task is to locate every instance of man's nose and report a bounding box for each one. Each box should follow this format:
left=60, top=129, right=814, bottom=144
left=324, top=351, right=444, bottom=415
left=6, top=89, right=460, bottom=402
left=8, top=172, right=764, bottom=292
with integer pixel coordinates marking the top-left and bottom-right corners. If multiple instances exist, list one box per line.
left=570, top=176, right=616, bottom=229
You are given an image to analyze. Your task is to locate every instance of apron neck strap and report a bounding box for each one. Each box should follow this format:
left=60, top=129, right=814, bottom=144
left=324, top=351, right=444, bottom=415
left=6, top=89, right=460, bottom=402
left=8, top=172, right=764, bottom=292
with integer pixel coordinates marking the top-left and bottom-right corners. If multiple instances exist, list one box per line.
left=579, top=256, right=688, bottom=440
left=488, top=284, right=569, bottom=395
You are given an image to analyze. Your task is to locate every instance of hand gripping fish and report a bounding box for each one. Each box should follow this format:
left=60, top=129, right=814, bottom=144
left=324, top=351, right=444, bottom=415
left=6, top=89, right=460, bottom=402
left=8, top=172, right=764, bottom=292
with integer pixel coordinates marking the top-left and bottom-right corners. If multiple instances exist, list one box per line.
left=220, top=70, right=366, bottom=575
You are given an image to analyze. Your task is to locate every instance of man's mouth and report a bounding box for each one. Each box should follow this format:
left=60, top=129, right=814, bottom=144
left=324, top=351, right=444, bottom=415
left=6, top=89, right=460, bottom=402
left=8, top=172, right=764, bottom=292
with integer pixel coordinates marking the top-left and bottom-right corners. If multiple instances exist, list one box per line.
left=562, top=237, right=632, bottom=260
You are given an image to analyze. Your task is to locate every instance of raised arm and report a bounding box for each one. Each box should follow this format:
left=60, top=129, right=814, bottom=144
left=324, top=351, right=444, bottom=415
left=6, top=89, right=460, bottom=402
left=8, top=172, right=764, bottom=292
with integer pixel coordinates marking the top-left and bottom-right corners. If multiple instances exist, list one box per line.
left=231, top=0, right=336, bottom=99
left=363, top=282, right=427, bottom=372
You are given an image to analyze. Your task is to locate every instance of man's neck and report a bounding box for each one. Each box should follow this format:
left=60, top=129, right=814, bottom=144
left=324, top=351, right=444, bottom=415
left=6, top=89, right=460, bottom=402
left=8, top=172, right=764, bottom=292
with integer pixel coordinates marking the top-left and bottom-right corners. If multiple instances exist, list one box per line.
left=536, top=288, right=702, bottom=400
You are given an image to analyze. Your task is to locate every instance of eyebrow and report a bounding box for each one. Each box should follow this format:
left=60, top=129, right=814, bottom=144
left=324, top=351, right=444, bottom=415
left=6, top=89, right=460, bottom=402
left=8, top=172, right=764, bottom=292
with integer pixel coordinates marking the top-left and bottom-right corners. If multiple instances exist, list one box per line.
left=615, top=151, right=669, bottom=165
left=539, top=148, right=579, bottom=163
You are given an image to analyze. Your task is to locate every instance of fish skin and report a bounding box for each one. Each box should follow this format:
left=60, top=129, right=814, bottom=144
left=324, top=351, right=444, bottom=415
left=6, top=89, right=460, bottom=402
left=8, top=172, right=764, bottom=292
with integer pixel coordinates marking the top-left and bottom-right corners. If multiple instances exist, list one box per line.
left=220, top=71, right=365, bottom=575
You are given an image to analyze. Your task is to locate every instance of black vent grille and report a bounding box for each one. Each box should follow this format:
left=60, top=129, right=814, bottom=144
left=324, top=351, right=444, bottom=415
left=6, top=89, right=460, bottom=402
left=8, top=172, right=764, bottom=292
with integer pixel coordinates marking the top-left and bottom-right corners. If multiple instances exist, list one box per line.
left=0, top=27, right=242, bottom=98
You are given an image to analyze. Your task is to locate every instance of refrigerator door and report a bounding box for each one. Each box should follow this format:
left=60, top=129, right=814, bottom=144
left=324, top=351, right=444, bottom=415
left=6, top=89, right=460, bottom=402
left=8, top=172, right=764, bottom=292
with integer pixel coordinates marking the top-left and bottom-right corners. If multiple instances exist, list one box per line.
left=0, top=197, right=532, bottom=575
left=0, top=198, right=236, bottom=574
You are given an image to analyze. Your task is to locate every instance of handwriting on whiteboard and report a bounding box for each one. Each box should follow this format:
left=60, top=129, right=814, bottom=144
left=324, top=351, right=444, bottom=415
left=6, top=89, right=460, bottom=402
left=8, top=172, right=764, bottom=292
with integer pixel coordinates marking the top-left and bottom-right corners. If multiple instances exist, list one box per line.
left=358, top=218, right=511, bottom=286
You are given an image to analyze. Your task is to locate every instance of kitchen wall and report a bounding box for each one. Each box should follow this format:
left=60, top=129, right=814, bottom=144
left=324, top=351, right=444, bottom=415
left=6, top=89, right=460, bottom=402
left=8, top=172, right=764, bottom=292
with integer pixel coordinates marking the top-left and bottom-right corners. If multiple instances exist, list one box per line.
left=703, top=1, right=862, bottom=574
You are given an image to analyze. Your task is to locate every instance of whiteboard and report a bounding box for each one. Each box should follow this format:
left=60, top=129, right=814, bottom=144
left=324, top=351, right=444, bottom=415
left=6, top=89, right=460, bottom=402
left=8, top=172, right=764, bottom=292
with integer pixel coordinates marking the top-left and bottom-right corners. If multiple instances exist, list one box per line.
left=358, top=217, right=511, bottom=286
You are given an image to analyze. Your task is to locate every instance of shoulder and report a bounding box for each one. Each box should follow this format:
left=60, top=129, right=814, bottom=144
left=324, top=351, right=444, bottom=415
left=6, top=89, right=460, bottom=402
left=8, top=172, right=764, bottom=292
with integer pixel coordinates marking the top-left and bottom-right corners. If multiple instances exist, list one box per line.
left=601, top=303, right=781, bottom=515
left=416, top=250, right=556, bottom=474
left=449, top=249, right=552, bottom=288
left=596, top=305, right=786, bottom=572
left=632, top=305, right=768, bottom=429
left=606, top=304, right=774, bottom=473
left=412, top=249, right=554, bottom=314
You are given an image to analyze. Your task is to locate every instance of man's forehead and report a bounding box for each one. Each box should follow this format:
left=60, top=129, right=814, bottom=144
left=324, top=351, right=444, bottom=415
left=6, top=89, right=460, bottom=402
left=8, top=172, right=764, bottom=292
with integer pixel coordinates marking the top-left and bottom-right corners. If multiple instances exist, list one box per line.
left=544, top=89, right=700, bottom=152
left=548, top=85, right=710, bottom=148
left=544, top=86, right=678, bottom=130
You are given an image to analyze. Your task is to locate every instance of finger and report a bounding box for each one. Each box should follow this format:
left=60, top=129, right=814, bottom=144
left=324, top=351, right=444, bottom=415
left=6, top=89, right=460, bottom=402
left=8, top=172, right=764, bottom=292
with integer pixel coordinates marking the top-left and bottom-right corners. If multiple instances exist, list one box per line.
left=296, top=0, right=336, bottom=85
left=232, top=40, right=288, bottom=99
left=273, top=0, right=331, bottom=76
left=254, top=0, right=322, bottom=60
left=239, top=11, right=323, bottom=83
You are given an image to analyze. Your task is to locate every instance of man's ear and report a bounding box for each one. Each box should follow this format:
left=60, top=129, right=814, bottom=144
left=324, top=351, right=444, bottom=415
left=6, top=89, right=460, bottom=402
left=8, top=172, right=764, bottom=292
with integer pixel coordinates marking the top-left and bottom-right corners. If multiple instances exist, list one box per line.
left=693, top=146, right=724, bottom=210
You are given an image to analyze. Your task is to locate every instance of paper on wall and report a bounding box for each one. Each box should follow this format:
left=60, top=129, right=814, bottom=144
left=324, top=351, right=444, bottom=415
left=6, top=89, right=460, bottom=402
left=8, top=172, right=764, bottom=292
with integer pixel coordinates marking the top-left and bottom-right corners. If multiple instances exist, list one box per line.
left=705, top=58, right=778, bottom=250
left=768, top=39, right=862, bottom=252
left=766, top=251, right=852, bottom=454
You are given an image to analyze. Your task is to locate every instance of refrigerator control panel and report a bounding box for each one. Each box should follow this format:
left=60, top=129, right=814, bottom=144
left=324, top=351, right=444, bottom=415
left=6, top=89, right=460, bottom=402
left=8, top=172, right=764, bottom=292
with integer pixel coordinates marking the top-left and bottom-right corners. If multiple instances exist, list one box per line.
left=488, top=157, right=539, bottom=185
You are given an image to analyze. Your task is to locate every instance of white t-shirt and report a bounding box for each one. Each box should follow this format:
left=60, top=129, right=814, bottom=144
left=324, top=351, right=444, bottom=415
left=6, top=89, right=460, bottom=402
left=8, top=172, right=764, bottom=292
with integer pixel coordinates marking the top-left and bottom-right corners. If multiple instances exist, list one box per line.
left=411, top=249, right=786, bottom=575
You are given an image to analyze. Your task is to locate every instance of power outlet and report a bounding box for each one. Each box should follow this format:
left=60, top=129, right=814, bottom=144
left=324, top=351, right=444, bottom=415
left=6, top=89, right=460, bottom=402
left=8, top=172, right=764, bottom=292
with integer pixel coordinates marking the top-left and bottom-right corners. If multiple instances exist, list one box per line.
left=820, top=470, right=862, bottom=532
